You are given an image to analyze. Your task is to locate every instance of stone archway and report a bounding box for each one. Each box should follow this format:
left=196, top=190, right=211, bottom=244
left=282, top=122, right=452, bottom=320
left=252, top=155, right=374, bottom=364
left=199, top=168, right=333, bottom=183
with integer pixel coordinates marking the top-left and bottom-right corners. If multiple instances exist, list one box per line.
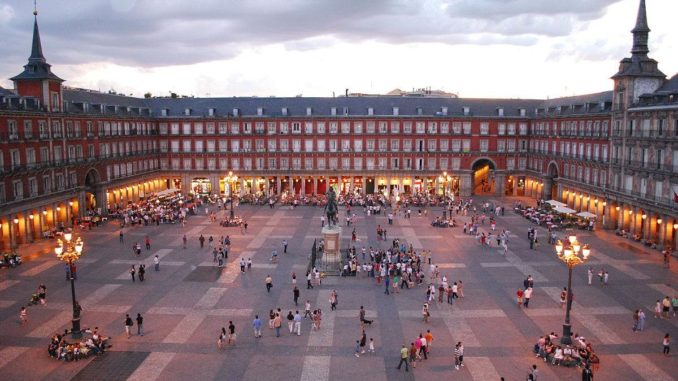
left=545, top=161, right=559, bottom=200
left=471, top=158, right=497, bottom=195
left=84, top=168, right=102, bottom=210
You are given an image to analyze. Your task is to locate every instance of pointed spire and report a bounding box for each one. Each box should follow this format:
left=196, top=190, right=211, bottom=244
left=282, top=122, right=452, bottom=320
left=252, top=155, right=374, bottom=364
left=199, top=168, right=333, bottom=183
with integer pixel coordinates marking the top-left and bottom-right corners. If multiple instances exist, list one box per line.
left=631, top=0, right=650, bottom=56
left=29, top=15, right=46, bottom=63
left=9, top=4, right=63, bottom=83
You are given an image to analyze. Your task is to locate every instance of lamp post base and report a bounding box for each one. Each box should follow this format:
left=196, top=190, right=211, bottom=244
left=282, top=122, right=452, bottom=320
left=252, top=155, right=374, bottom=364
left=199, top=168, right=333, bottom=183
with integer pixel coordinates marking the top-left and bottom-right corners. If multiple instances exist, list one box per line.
left=71, top=317, right=82, bottom=339
left=229, top=208, right=234, bottom=220
left=560, top=323, right=573, bottom=345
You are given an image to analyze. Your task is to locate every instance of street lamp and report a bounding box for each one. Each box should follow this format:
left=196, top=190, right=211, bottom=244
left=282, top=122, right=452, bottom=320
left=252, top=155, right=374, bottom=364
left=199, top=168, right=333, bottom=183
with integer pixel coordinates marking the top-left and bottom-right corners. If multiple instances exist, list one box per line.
left=554, top=235, right=591, bottom=345
left=54, top=233, right=84, bottom=338
left=225, top=171, right=238, bottom=219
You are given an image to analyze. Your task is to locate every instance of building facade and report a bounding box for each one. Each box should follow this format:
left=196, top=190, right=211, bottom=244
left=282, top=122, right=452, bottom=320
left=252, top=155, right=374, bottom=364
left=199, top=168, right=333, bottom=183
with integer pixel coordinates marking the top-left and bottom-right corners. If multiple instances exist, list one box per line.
left=0, top=0, right=676, bottom=250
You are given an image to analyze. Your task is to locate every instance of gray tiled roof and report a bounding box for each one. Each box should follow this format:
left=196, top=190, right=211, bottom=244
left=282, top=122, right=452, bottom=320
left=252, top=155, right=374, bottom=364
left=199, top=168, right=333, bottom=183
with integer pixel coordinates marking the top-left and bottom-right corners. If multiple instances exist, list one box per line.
left=60, top=88, right=615, bottom=118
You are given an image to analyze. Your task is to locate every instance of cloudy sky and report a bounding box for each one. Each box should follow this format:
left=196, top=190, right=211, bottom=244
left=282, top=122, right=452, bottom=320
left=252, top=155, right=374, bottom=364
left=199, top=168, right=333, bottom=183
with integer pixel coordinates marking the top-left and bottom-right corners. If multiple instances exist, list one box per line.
left=0, top=0, right=676, bottom=99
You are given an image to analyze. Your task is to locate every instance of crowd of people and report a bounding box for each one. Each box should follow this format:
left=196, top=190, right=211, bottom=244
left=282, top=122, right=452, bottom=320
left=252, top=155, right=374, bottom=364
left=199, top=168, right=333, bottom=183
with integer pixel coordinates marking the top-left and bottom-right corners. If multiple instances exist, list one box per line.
left=48, top=328, right=111, bottom=361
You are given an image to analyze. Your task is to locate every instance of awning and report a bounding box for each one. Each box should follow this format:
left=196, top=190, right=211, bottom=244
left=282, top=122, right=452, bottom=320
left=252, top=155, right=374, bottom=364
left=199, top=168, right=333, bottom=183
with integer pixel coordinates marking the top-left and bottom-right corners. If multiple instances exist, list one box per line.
left=554, top=206, right=576, bottom=214
left=546, top=200, right=567, bottom=208
left=576, top=211, right=597, bottom=219
left=155, top=189, right=179, bottom=198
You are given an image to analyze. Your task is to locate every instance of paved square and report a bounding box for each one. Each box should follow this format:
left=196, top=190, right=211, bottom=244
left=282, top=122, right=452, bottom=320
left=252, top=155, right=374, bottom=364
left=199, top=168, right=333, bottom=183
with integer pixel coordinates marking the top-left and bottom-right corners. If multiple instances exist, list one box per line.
left=0, top=197, right=676, bottom=380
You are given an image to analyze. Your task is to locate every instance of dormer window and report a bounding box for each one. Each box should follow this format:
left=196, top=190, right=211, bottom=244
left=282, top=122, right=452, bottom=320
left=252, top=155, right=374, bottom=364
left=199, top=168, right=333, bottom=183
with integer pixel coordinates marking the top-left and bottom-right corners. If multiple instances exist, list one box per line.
left=208, top=108, right=215, bottom=117
left=257, top=107, right=263, bottom=116
left=184, top=108, right=191, bottom=116
left=441, top=107, right=448, bottom=116
left=233, top=108, right=240, bottom=117
left=331, top=107, right=337, bottom=116
left=282, top=107, right=288, bottom=116
left=367, top=107, right=373, bottom=116
left=416, top=107, right=423, bottom=115
left=343, top=107, right=349, bottom=115
left=463, top=107, right=470, bottom=116
left=519, top=108, right=526, bottom=117
left=161, top=108, right=168, bottom=117
left=392, top=107, right=399, bottom=116
left=306, top=107, right=312, bottom=116
left=497, top=108, right=504, bottom=117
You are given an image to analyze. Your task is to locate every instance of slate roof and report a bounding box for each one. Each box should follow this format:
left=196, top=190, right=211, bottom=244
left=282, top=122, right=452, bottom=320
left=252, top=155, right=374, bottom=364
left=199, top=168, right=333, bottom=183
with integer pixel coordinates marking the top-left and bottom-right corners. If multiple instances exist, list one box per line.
left=58, top=87, right=617, bottom=118
left=10, top=17, right=63, bottom=82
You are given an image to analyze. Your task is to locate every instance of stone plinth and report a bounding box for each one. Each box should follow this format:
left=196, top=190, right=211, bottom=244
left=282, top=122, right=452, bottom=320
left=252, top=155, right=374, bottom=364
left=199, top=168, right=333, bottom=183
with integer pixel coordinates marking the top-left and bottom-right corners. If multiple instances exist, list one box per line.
left=321, top=226, right=342, bottom=266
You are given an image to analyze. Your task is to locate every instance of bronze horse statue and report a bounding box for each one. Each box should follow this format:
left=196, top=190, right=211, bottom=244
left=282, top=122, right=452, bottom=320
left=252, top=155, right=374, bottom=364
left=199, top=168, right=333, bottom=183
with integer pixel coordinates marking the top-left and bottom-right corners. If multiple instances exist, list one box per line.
left=324, top=187, right=338, bottom=228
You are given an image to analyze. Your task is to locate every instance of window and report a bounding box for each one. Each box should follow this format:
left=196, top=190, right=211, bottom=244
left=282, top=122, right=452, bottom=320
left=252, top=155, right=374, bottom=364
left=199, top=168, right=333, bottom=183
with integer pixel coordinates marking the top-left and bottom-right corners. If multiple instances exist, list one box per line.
left=366, top=122, right=375, bottom=134
left=341, top=122, right=350, bottom=134
left=304, top=122, right=313, bottom=134
left=451, top=140, right=461, bottom=152
left=182, top=123, right=191, bottom=135
left=231, top=123, right=241, bottom=134
left=379, top=139, right=387, bottom=152
left=329, top=123, right=338, bottom=134
left=507, top=123, right=516, bottom=135
left=183, top=140, right=191, bottom=152
left=23, top=120, right=33, bottom=139
left=292, top=122, right=301, bottom=133
left=462, top=122, right=471, bottom=135
left=317, top=122, right=325, bottom=134
left=391, top=139, right=400, bottom=152
left=403, top=122, right=412, bottom=134
left=13, top=180, right=23, bottom=200
left=497, top=140, right=505, bottom=152
left=305, top=139, right=314, bottom=152
left=354, top=140, right=363, bottom=152
left=480, top=122, right=489, bottom=135
left=391, top=122, right=400, bottom=134
left=416, top=122, right=425, bottom=134
left=39, top=120, right=48, bottom=138
left=43, top=175, right=51, bottom=193
left=427, top=122, right=437, bottom=134
left=462, top=140, right=471, bottom=153
left=10, top=149, right=20, bottom=169
left=329, top=139, right=337, bottom=152
left=8, top=120, right=18, bottom=140
left=354, top=122, right=363, bottom=134
left=440, top=122, right=449, bottom=134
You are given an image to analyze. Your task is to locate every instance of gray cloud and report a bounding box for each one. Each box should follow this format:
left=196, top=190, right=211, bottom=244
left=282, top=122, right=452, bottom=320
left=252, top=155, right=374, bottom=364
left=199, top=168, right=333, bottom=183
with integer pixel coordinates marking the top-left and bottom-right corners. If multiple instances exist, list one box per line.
left=0, top=0, right=622, bottom=73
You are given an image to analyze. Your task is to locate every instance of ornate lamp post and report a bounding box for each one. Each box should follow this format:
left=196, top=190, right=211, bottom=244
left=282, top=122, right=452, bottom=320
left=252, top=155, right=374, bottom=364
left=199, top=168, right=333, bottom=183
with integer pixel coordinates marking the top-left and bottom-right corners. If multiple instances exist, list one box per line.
left=554, top=235, right=591, bottom=345
left=439, top=171, right=452, bottom=218
left=225, top=171, right=238, bottom=219
left=55, top=233, right=84, bottom=338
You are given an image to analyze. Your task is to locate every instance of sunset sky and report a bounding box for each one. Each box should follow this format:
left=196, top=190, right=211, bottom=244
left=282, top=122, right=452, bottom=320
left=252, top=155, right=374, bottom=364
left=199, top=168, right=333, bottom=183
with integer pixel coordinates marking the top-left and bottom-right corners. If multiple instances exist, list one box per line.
left=0, top=0, right=676, bottom=99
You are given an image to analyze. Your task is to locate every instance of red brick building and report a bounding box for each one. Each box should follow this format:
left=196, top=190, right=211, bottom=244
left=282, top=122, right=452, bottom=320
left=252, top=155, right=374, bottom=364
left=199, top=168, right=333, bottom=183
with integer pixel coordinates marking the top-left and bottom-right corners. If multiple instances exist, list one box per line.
left=0, top=0, right=676, bottom=250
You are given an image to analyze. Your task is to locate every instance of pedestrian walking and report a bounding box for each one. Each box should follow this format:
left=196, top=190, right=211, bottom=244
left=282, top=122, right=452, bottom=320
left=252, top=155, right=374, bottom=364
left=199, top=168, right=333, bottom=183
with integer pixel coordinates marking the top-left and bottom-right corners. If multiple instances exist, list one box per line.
left=228, top=321, right=236, bottom=345
left=145, top=235, right=151, bottom=250
left=454, top=341, right=463, bottom=370
left=293, top=286, right=300, bottom=306
left=422, top=303, right=430, bottom=323
left=199, top=234, right=205, bottom=248
left=252, top=315, right=262, bottom=338
left=124, top=314, right=133, bottom=338
left=139, top=264, right=146, bottom=282
left=19, top=306, right=28, bottom=325
left=663, top=333, right=670, bottom=356
left=528, top=364, right=539, bottom=380
left=368, top=338, right=375, bottom=354
left=283, top=240, right=288, bottom=254
left=560, top=287, right=567, bottom=309
left=304, top=300, right=312, bottom=319
left=638, top=309, right=646, bottom=331
left=182, top=235, right=187, bottom=249
left=265, top=275, right=273, bottom=293
left=524, top=287, right=533, bottom=308
left=294, top=311, right=302, bottom=335
left=287, top=311, right=295, bottom=333
left=306, top=271, right=314, bottom=289
left=136, top=313, right=144, bottom=336
left=360, top=330, right=367, bottom=354
left=587, top=267, right=593, bottom=285
left=355, top=340, right=361, bottom=358
left=119, top=230, right=124, bottom=243
left=273, top=312, right=282, bottom=337
left=517, top=288, right=524, bottom=307
left=129, top=265, right=136, bottom=282
left=330, top=290, right=338, bottom=310
left=154, top=255, right=160, bottom=271
left=384, top=276, right=390, bottom=295
left=218, top=327, right=226, bottom=349
left=582, top=364, right=594, bottom=381
left=397, top=345, right=409, bottom=371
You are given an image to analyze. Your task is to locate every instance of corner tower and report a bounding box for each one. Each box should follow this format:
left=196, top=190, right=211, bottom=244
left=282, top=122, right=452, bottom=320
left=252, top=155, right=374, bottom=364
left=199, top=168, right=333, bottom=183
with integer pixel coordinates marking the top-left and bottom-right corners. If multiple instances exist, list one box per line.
left=611, top=0, right=665, bottom=110
left=9, top=8, right=64, bottom=112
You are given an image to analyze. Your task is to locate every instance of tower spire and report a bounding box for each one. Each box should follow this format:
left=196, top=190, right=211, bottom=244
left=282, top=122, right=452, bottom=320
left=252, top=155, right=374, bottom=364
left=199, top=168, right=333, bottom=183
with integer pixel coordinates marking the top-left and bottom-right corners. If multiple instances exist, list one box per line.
left=29, top=7, right=46, bottom=63
left=630, top=0, right=650, bottom=57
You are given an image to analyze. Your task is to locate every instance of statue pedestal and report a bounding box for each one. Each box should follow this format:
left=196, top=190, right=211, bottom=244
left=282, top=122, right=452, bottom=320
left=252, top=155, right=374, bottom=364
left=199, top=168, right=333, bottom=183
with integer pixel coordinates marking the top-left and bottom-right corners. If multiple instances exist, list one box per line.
left=321, top=226, right=342, bottom=266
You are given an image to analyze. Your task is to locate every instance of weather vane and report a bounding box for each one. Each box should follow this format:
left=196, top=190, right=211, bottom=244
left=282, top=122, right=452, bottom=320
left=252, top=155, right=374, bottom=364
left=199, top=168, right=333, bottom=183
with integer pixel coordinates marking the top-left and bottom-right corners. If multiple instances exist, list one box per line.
left=33, top=0, right=38, bottom=16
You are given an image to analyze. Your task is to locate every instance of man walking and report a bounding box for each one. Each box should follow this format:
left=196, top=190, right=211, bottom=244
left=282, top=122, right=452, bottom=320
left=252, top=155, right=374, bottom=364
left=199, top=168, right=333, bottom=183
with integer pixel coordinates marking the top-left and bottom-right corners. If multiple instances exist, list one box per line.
left=384, top=276, right=390, bottom=295
left=265, top=275, right=273, bottom=293
left=283, top=240, right=288, bottom=254
left=397, top=345, right=409, bottom=371
left=199, top=234, right=205, bottom=249
left=294, top=311, right=302, bottom=336
left=252, top=315, right=262, bottom=338
left=293, top=286, right=300, bottom=306
left=136, top=313, right=144, bottom=336
left=524, top=287, right=533, bottom=308
left=154, top=255, right=160, bottom=271
left=125, top=314, right=133, bottom=338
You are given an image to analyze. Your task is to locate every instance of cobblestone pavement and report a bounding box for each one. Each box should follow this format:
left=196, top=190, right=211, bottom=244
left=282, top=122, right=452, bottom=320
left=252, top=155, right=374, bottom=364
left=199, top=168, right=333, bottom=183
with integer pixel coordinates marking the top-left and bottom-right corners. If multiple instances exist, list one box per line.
left=0, top=197, right=676, bottom=381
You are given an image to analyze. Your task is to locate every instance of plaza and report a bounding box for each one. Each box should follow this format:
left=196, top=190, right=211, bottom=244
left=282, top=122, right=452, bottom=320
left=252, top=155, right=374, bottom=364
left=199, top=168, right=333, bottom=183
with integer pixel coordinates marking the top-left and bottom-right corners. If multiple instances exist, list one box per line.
left=0, top=197, right=676, bottom=381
